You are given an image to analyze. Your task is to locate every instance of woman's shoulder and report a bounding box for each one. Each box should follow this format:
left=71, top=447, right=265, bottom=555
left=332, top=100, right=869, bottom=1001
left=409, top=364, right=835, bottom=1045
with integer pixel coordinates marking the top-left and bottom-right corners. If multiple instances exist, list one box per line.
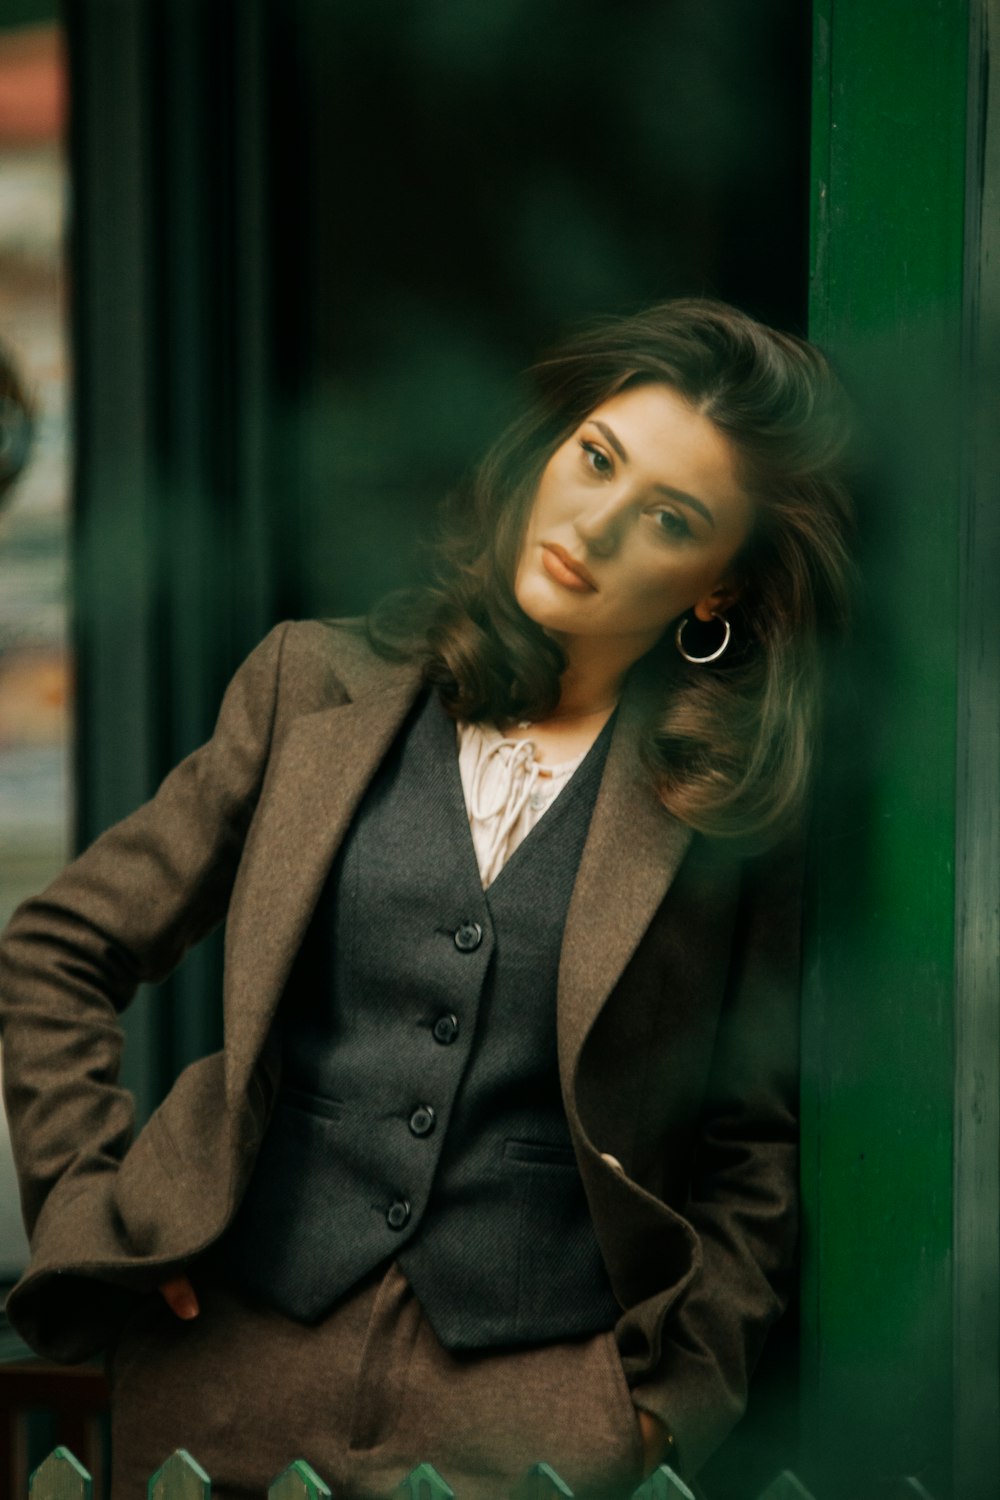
left=276, top=615, right=421, bottom=707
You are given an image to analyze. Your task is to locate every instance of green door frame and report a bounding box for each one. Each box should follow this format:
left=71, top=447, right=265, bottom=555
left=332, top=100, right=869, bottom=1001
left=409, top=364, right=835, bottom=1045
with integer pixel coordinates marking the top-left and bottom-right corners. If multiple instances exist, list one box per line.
left=806, top=2, right=999, bottom=1496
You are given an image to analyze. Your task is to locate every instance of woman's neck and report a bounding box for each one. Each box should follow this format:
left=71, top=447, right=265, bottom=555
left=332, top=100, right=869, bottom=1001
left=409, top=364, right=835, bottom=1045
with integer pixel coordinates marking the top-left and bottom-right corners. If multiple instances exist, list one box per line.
left=500, top=638, right=637, bottom=765
left=551, top=630, right=656, bottom=718
left=551, top=670, right=622, bottom=722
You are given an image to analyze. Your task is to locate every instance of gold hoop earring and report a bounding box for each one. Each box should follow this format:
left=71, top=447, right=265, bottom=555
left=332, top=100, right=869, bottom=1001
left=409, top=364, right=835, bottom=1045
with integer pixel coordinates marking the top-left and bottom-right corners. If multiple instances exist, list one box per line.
left=675, top=611, right=731, bottom=664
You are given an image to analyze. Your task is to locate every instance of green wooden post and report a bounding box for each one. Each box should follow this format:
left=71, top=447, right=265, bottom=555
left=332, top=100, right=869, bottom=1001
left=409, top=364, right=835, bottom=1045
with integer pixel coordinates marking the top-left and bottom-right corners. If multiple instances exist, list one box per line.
left=146, top=1449, right=211, bottom=1500
left=267, top=1458, right=333, bottom=1500
left=805, top=1, right=998, bottom=1497
left=28, top=1447, right=91, bottom=1500
left=952, top=4, right=1000, bottom=1495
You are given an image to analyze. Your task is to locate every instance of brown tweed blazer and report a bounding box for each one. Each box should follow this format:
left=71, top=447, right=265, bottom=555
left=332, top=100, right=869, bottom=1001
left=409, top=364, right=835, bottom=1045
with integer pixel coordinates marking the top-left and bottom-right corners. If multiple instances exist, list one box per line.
left=0, top=618, right=800, bottom=1476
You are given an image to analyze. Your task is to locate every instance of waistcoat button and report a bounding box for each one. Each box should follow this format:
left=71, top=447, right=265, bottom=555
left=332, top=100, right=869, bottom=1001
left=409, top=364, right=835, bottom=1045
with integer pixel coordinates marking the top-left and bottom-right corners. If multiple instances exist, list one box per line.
left=386, top=1198, right=411, bottom=1230
left=409, top=1105, right=436, bottom=1137
left=454, top=921, right=483, bottom=952
left=432, top=1012, right=459, bottom=1045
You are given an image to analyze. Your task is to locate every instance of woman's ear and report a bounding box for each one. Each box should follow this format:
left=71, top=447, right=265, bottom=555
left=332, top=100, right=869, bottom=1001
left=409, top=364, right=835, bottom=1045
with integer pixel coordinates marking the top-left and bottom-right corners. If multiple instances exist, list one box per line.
left=693, top=579, right=742, bottom=623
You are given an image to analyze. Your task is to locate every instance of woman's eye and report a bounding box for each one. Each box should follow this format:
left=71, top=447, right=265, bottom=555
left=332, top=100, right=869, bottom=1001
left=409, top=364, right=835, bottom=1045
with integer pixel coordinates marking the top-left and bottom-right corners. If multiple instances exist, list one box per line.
left=579, top=440, right=613, bottom=477
left=652, top=508, right=692, bottom=540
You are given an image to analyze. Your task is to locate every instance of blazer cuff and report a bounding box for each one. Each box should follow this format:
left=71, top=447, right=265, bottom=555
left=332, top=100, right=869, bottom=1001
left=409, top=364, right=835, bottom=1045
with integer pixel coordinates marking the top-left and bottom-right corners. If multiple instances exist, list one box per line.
left=7, top=1171, right=164, bottom=1362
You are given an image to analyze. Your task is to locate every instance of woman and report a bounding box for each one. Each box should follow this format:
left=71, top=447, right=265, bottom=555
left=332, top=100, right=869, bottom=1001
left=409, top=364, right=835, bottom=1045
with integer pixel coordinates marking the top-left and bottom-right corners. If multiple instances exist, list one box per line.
left=0, top=299, right=853, bottom=1500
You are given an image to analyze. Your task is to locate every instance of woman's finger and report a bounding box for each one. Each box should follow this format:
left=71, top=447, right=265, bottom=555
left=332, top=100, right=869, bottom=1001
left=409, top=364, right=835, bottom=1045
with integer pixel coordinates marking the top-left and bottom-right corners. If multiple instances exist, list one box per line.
left=637, top=1410, right=667, bottom=1474
left=157, top=1274, right=200, bottom=1319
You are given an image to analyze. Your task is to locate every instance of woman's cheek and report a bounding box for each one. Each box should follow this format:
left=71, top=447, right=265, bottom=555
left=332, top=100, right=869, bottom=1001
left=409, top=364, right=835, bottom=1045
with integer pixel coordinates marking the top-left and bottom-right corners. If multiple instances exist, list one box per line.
left=616, top=575, right=677, bottom=633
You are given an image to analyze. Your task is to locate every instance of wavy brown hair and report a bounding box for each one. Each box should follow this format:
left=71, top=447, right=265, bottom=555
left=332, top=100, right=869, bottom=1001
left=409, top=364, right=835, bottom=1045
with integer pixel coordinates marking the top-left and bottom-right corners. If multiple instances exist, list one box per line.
left=368, top=298, right=856, bottom=848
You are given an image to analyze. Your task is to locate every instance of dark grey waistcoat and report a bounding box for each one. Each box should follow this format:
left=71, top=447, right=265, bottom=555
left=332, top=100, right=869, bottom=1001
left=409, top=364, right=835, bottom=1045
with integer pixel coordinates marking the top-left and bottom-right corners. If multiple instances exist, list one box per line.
left=219, top=688, right=621, bottom=1348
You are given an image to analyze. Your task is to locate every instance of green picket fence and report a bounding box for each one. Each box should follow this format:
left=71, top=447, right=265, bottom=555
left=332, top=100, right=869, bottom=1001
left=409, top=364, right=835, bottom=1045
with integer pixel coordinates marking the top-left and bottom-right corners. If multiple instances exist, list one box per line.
left=23, top=1447, right=832, bottom=1500
left=24, top=1447, right=944, bottom=1500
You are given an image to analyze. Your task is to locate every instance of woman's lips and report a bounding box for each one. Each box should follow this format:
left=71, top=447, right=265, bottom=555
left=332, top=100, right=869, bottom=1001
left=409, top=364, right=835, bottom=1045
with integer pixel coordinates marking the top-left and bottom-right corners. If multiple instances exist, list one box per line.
left=541, top=543, right=598, bottom=592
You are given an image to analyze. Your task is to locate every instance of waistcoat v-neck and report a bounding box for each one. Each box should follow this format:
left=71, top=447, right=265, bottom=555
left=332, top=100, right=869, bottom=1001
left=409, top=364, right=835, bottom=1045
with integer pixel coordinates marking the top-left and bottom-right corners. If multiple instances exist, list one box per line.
left=219, top=688, right=621, bottom=1347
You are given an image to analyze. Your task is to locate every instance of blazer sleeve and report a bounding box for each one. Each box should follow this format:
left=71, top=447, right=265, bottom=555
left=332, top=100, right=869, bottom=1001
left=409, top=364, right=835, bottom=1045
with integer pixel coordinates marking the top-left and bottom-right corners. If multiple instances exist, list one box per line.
left=0, top=620, right=291, bottom=1247
left=628, top=838, right=803, bottom=1478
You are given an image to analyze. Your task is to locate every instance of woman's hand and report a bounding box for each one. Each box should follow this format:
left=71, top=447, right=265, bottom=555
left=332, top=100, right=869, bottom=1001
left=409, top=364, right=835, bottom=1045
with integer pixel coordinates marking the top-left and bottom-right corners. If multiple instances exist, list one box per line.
left=637, top=1409, right=670, bottom=1475
left=158, top=1273, right=200, bottom=1319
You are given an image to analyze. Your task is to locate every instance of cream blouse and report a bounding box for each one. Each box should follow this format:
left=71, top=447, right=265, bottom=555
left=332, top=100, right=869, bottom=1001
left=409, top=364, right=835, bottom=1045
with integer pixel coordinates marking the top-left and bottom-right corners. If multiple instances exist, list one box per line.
left=455, top=721, right=586, bottom=889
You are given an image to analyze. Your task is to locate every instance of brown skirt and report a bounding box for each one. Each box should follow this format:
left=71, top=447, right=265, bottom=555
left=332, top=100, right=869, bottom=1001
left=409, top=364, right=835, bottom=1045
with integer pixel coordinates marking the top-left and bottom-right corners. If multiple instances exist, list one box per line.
left=107, top=1258, right=645, bottom=1500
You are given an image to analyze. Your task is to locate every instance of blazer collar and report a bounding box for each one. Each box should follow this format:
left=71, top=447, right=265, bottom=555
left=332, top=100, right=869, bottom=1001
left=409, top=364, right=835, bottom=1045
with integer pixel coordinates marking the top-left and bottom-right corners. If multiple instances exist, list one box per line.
left=223, top=647, right=692, bottom=1109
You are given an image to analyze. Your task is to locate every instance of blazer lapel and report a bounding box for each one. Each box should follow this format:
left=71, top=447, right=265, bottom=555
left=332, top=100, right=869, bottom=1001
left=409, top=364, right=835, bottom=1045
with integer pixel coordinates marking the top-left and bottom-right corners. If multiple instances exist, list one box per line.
left=223, top=667, right=423, bottom=1103
left=557, top=670, right=693, bottom=1118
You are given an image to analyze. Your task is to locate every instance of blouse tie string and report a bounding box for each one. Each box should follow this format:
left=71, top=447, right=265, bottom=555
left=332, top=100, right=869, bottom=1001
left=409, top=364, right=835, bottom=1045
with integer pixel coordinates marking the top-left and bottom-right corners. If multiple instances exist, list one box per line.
left=467, top=735, right=544, bottom=888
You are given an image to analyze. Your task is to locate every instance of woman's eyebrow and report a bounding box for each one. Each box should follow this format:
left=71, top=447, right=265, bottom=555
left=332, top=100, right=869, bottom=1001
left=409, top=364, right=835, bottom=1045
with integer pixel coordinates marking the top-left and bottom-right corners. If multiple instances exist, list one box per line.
left=592, top=419, right=630, bottom=464
left=591, top=419, right=715, bottom=528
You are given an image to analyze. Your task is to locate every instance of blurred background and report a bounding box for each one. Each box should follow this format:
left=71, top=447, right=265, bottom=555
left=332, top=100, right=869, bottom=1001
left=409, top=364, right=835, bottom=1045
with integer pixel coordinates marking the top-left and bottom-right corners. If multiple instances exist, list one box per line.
left=1, top=3, right=997, bottom=1499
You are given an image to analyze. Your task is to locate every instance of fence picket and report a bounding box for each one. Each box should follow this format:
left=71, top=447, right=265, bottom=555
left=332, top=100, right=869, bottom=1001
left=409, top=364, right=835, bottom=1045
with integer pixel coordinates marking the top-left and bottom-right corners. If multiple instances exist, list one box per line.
left=28, top=1448, right=92, bottom=1500
left=146, top=1448, right=211, bottom=1500
left=268, top=1458, right=334, bottom=1500
left=631, top=1463, right=695, bottom=1500
left=753, top=1472, right=817, bottom=1500
left=392, top=1461, right=455, bottom=1500
left=510, top=1460, right=574, bottom=1500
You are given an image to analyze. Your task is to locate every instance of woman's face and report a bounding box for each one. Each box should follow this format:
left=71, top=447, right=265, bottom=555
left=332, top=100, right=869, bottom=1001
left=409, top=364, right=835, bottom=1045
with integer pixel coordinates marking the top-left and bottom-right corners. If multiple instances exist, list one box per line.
left=514, top=382, right=753, bottom=663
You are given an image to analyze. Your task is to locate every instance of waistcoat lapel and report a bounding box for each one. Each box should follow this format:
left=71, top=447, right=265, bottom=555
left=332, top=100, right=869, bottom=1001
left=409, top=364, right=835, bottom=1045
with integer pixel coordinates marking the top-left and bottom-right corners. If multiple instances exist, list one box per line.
left=223, top=668, right=423, bottom=1105
left=556, top=670, right=693, bottom=1119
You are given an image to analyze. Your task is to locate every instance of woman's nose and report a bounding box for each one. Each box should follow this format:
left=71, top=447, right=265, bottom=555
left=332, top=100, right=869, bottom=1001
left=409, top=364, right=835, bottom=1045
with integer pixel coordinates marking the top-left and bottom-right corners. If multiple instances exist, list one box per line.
left=573, top=499, right=624, bottom=558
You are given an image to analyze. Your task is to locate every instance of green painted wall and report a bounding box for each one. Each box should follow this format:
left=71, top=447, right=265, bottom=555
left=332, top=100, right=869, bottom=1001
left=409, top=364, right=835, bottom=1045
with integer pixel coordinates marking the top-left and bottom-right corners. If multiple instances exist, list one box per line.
left=805, top=2, right=971, bottom=1494
left=0, top=1, right=57, bottom=28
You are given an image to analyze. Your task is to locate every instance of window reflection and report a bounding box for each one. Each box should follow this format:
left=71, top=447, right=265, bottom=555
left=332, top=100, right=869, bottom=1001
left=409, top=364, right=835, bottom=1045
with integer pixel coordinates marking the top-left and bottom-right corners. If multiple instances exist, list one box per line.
left=0, top=17, right=68, bottom=1281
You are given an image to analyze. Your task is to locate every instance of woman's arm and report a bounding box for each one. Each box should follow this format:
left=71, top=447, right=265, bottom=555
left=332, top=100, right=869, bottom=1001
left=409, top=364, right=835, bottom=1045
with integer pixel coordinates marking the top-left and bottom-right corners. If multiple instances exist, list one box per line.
left=0, top=621, right=291, bottom=1245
